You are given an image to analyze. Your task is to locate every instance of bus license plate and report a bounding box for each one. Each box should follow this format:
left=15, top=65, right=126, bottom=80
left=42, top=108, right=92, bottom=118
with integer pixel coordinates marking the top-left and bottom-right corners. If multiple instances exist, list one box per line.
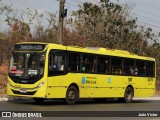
left=20, top=89, right=26, bottom=93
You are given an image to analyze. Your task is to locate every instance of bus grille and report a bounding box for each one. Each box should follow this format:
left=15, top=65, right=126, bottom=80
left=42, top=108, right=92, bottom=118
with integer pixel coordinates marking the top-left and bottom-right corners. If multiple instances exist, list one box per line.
left=11, top=89, right=37, bottom=95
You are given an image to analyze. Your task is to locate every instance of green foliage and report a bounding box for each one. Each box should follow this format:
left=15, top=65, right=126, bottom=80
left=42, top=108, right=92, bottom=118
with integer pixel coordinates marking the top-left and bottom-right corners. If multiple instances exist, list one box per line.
left=66, top=0, right=160, bottom=63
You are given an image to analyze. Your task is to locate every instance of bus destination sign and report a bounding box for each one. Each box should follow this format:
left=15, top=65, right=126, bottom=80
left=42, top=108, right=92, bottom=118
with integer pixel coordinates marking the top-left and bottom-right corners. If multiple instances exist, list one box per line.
left=14, top=44, right=46, bottom=51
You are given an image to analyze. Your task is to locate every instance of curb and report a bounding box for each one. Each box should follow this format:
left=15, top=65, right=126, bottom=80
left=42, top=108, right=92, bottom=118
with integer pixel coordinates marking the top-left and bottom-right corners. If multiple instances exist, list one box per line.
left=0, top=96, right=25, bottom=101
left=0, top=97, right=8, bottom=101
left=133, top=97, right=160, bottom=101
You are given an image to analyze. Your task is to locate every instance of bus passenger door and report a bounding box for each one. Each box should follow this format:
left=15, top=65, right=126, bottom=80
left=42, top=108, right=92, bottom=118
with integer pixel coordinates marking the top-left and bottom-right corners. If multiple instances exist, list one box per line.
left=47, top=49, right=67, bottom=98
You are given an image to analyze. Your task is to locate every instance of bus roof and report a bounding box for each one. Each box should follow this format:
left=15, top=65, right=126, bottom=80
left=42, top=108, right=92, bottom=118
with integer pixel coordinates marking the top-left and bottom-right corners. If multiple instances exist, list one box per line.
left=15, top=42, right=155, bottom=61
left=67, top=46, right=155, bottom=61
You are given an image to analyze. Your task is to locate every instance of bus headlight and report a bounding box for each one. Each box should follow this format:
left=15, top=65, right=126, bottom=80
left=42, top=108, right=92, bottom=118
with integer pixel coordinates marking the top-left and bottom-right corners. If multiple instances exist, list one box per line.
left=37, top=80, right=46, bottom=88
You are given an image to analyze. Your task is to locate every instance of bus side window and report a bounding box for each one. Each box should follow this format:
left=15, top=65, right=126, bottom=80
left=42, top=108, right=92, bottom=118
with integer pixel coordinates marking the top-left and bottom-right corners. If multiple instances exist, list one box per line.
left=87, top=56, right=96, bottom=73
left=97, top=56, right=109, bottom=74
left=81, top=55, right=96, bottom=73
left=146, top=61, right=154, bottom=77
left=68, top=53, right=80, bottom=72
left=92, top=59, right=96, bottom=72
left=111, top=57, right=122, bottom=75
left=134, top=67, right=138, bottom=75
left=81, top=57, right=87, bottom=72
left=135, top=61, right=146, bottom=76
left=115, top=69, right=122, bottom=74
left=49, top=54, right=54, bottom=71
left=48, top=50, right=65, bottom=76
left=123, top=59, right=134, bottom=75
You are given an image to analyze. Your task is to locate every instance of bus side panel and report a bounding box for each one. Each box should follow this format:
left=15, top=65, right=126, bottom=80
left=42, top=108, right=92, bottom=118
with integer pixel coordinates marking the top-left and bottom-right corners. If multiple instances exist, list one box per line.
left=65, top=73, right=93, bottom=98
left=47, top=75, right=67, bottom=98
left=145, top=78, right=156, bottom=89
left=134, top=88, right=155, bottom=97
left=46, top=87, right=67, bottom=98
left=46, top=73, right=88, bottom=98
left=46, top=74, right=155, bottom=99
left=94, top=75, right=125, bottom=98
left=123, top=76, right=155, bottom=97
left=93, top=88, right=125, bottom=98
left=123, top=76, right=145, bottom=89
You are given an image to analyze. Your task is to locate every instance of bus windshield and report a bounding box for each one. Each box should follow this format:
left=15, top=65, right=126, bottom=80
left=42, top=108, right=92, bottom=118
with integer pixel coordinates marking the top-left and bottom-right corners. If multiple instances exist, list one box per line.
left=9, top=52, right=45, bottom=79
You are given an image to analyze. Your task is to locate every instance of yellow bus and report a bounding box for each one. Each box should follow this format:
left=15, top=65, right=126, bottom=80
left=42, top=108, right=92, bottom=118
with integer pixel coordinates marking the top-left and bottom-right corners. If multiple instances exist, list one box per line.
left=7, top=42, right=156, bottom=104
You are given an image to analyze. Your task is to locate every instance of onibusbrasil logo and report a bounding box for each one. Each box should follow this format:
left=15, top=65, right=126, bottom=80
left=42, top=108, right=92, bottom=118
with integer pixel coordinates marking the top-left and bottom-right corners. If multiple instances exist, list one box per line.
left=1, top=112, right=42, bottom=117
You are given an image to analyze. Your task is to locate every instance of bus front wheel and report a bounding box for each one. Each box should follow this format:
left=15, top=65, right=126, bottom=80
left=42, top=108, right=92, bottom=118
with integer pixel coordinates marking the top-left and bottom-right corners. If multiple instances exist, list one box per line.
left=65, top=86, right=79, bottom=105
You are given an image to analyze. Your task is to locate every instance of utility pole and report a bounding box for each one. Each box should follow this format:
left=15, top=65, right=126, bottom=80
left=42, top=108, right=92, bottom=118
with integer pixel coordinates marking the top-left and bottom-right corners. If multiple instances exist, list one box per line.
left=57, top=0, right=66, bottom=44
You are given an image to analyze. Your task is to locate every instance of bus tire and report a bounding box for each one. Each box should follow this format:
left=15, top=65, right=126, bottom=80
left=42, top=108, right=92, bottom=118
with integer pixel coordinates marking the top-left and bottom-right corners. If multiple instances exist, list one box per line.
left=65, top=86, right=79, bottom=105
left=124, top=87, right=133, bottom=103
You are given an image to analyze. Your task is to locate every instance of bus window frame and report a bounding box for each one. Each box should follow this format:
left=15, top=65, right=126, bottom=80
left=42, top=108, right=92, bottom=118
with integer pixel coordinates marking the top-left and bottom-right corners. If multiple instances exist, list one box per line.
left=80, top=53, right=97, bottom=73
left=68, top=51, right=81, bottom=73
left=110, top=56, right=123, bottom=75
left=48, top=49, right=67, bottom=77
left=97, top=55, right=110, bottom=74
left=146, top=61, right=155, bottom=77
left=47, top=50, right=155, bottom=78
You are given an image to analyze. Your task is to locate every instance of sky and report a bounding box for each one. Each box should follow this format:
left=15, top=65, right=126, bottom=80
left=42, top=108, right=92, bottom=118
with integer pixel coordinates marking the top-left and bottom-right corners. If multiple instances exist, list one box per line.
left=0, top=0, right=160, bottom=34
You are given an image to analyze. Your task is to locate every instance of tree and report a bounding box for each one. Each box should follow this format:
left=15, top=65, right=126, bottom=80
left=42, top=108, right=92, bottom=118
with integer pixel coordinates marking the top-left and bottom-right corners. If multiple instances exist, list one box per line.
left=0, top=0, right=13, bottom=64
left=0, top=0, right=12, bottom=15
left=65, top=0, right=159, bottom=58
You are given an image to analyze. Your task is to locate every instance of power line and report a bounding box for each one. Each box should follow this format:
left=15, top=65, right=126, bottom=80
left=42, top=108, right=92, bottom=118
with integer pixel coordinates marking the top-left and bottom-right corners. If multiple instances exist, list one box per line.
left=135, top=14, right=160, bottom=24
left=134, top=8, right=160, bottom=18
left=137, top=20, right=160, bottom=30
left=53, top=0, right=160, bottom=32
left=92, top=0, right=99, bottom=4
left=53, top=0, right=59, bottom=2
left=53, top=0, right=79, bottom=9
left=137, top=17, right=160, bottom=25
left=70, top=0, right=83, bottom=4
left=127, top=16, right=160, bottom=33
left=130, top=14, right=160, bottom=25
left=130, top=14, right=160, bottom=30
left=65, top=2, right=79, bottom=8
left=77, top=0, right=84, bottom=4
left=139, top=26, right=160, bottom=33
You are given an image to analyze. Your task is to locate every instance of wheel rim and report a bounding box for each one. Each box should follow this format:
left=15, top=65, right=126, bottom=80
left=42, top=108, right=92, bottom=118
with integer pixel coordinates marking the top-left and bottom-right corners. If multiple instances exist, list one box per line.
left=68, top=91, right=76, bottom=100
left=126, top=91, right=132, bottom=101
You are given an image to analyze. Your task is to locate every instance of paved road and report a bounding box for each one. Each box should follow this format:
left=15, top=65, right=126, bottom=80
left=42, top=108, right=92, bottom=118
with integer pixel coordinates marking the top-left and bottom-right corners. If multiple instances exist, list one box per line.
left=0, top=98, right=160, bottom=120
left=0, top=98, right=159, bottom=111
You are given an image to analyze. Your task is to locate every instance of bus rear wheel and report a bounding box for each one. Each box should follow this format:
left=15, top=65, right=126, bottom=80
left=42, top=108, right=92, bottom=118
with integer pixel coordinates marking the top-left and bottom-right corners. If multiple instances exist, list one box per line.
left=65, top=86, right=79, bottom=105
